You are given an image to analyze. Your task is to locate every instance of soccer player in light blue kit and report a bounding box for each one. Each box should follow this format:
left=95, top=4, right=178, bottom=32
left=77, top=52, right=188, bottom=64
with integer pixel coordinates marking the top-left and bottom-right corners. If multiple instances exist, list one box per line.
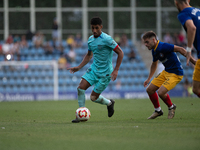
left=68, top=17, right=124, bottom=123
left=175, top=0, right=200, bottom=98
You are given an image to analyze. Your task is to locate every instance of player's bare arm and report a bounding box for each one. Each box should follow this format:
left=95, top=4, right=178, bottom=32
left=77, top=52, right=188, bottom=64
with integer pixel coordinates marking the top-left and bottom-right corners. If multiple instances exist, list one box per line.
left=185, top=20, right=196, bottom=48
left=67, top=51, right=93, bottom=73
left=174, top=45, right=196, bottom=65
left=111, top=46, right=124, bottom=81
left=144, top=61, right=158, bottom=87
left=185, top=19, right=196, bottom=65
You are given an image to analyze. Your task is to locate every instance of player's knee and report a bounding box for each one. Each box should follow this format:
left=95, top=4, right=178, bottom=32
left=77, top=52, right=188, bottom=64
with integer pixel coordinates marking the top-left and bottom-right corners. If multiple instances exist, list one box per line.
left=146, top=87, right=154, bottom=95
left=90, top=95, right=97, bottom=101
left=157, top=90, right=167, bottom=99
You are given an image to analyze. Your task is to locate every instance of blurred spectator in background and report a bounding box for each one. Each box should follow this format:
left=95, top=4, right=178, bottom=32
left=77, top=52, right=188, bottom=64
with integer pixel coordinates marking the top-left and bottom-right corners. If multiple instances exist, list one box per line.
left=67, top=48, right=76, bottom=63
left=114, top=34, right=121, bottom=45
left=178, top=31, right=186, bottom=47
left=128, top=47, right=136, bottom=62
left=172, top=33, right=180, bottom=46
left=187, top=85, right=194, bottom=97
left=74, top=33, right=82, bottom=48
left=2, top=35, right=13, bottom=61
left=32, top=31, right=44, bottom=48
left=13, top=35, right=21, bottom=43
left=120, top=34, right=128, bottom=47
left=26, top=30, right=33, bottom=41
left=66, top=35, right=76, bottom=49
left=115, top=79, right=122, bottom=90
left=183, top=77, right=190, bottom=97
left=43, top=41, right=54, bottom=55
left=6, top=34, right=13, bottom=44
left=0, top=45, right=2, bottom=55
left=52, top=18, right=59, bottom=48
left=58, top=54, right=68, bottom=70
left=163, top=32, right=173, bottom=44
left=11, top=35, right=21, bottom=60
left=20, top=35, right=28, bottom=48
left=56, top=42, right=64, bottom=55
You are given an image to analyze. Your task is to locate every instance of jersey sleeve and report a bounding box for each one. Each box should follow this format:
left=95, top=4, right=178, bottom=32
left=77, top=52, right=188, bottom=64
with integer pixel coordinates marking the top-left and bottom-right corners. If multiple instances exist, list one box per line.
left=178, top=13, right=192, bottom=26
left=106, top=36, right=118, bottom=50
left=87, top=39, right=92, bottom=51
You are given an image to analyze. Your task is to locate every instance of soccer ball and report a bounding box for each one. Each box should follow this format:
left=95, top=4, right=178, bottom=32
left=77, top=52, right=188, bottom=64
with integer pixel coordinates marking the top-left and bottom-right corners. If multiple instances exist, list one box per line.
left=75, top=107, right=91, bottom=121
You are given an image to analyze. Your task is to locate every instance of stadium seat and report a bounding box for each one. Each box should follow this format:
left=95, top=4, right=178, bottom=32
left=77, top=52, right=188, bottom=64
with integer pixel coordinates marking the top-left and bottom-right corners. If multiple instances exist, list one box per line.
left=0, top=36, right=150, bottom=94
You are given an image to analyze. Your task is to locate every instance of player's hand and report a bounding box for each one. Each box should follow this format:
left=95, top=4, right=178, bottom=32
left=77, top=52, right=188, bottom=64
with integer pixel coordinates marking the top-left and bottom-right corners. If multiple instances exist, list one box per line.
left=186, top=52, right=191, bottom=66
left=111, top=70, right=118, bottom=81
left=143, top=79, right=150, bottom=87
left=67, top=66, right=80, bottom=73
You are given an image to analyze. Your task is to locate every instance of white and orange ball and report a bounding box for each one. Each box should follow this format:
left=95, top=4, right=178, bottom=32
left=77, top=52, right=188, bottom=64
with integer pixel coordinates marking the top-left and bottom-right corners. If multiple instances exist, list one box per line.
left=75, top=107, right=91, bottom=121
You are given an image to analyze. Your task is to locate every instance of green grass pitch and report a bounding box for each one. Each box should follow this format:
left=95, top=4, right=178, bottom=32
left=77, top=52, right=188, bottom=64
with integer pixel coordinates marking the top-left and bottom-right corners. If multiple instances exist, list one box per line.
left=0, top=97, right=200, bottom=150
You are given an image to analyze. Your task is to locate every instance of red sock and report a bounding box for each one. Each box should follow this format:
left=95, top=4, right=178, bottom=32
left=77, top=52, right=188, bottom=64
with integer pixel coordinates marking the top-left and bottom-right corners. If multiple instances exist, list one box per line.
left=198, top=93, right=200, bottom=98
left=162, top=94, right=173, bottom=107
left=149, top=92, right=160, bottom=108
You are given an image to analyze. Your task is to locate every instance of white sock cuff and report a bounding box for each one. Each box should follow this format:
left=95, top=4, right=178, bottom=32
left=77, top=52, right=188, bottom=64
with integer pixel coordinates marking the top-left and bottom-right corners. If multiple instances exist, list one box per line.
left=155, top=107, right=161, bottom=112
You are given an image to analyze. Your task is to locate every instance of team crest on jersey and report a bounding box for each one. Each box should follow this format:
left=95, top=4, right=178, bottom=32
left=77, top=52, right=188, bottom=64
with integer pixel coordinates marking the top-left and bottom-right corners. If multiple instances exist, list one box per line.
left=159, top=53, right=164, bottom=58
left=98, top=45, right=102, bottom=50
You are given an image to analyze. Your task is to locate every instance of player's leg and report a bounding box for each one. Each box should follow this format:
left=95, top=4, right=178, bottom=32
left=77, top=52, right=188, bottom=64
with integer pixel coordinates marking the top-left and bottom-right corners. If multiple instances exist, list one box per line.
left=157, top=86, right=173, bottom=108
left=146, top=83, right=163, bottom=119
left=90, top=91, right=115, bottom=117
left=146, top=83, right=160, bottom=109
left=193, top=80, right=200, bottom=98
left=192, top=60, right=200, bottom=98
left=146, top=71, right=165, bottom=119
left=77, top=78, right=91, bottom=107
left=157, top=86, right=176, bottom=119
left=72, top=78, right=91, bottom=123
left=76, top=69, right=96, bottom=108
left=72, top=70, right=94, bottom=123
left=90, top=91, right=111, bottom=105
left=158, top=72, right=183, bottom=119
left=90, top=76, right=115, bottom=117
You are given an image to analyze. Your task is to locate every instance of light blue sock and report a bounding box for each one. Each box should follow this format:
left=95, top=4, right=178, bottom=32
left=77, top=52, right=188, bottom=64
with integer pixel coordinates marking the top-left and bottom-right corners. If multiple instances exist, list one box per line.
left=77, top=88, right=85, bottom=107
left=93, top=95, right=111, bottom=106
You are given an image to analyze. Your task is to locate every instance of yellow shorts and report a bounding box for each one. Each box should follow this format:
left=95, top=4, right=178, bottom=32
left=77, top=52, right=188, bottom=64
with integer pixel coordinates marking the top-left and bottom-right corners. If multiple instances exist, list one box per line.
left=193, top=59, right=200, bottom=82
left=151, top=70, right=183, bottom=91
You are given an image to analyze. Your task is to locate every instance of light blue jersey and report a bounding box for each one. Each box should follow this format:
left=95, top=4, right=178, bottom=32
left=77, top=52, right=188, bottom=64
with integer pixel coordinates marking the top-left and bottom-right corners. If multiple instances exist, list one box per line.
left=88, top=32, right=118, bottom=77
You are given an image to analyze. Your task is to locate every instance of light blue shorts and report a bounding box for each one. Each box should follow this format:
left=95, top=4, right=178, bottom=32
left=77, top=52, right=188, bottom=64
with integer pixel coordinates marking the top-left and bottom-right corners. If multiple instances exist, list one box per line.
left=82, top=68, right=111, bottom=94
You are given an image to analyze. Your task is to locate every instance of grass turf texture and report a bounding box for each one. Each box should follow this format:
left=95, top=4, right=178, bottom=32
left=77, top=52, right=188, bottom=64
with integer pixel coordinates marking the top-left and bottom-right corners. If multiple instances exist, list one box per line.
left=0, top=98, right=200, bottom=150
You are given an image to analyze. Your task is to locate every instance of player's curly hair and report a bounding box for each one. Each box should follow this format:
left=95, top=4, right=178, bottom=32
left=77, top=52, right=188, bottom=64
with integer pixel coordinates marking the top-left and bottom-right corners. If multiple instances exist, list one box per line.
left=90, top=17, right=102, bottom=25
left=142, top=31, right=157, bottom=40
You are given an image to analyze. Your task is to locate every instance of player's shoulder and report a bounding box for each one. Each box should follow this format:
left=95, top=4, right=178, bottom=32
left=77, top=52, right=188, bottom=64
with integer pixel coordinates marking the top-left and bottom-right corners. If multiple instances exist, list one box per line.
left=88, top=35, right=94, bottom=43
left=157, top=41, right=165, bottom=49
left=101, top=32, right=113, bottom=41
left=179, top=7, right=194, bottom=16
left=88, top=35, right=94, bottom=41
left=158, top=41, right=171, bottom=50
left=159, top=41, right=171, bottom=47
left=159, top=41, right=174, bottom=50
